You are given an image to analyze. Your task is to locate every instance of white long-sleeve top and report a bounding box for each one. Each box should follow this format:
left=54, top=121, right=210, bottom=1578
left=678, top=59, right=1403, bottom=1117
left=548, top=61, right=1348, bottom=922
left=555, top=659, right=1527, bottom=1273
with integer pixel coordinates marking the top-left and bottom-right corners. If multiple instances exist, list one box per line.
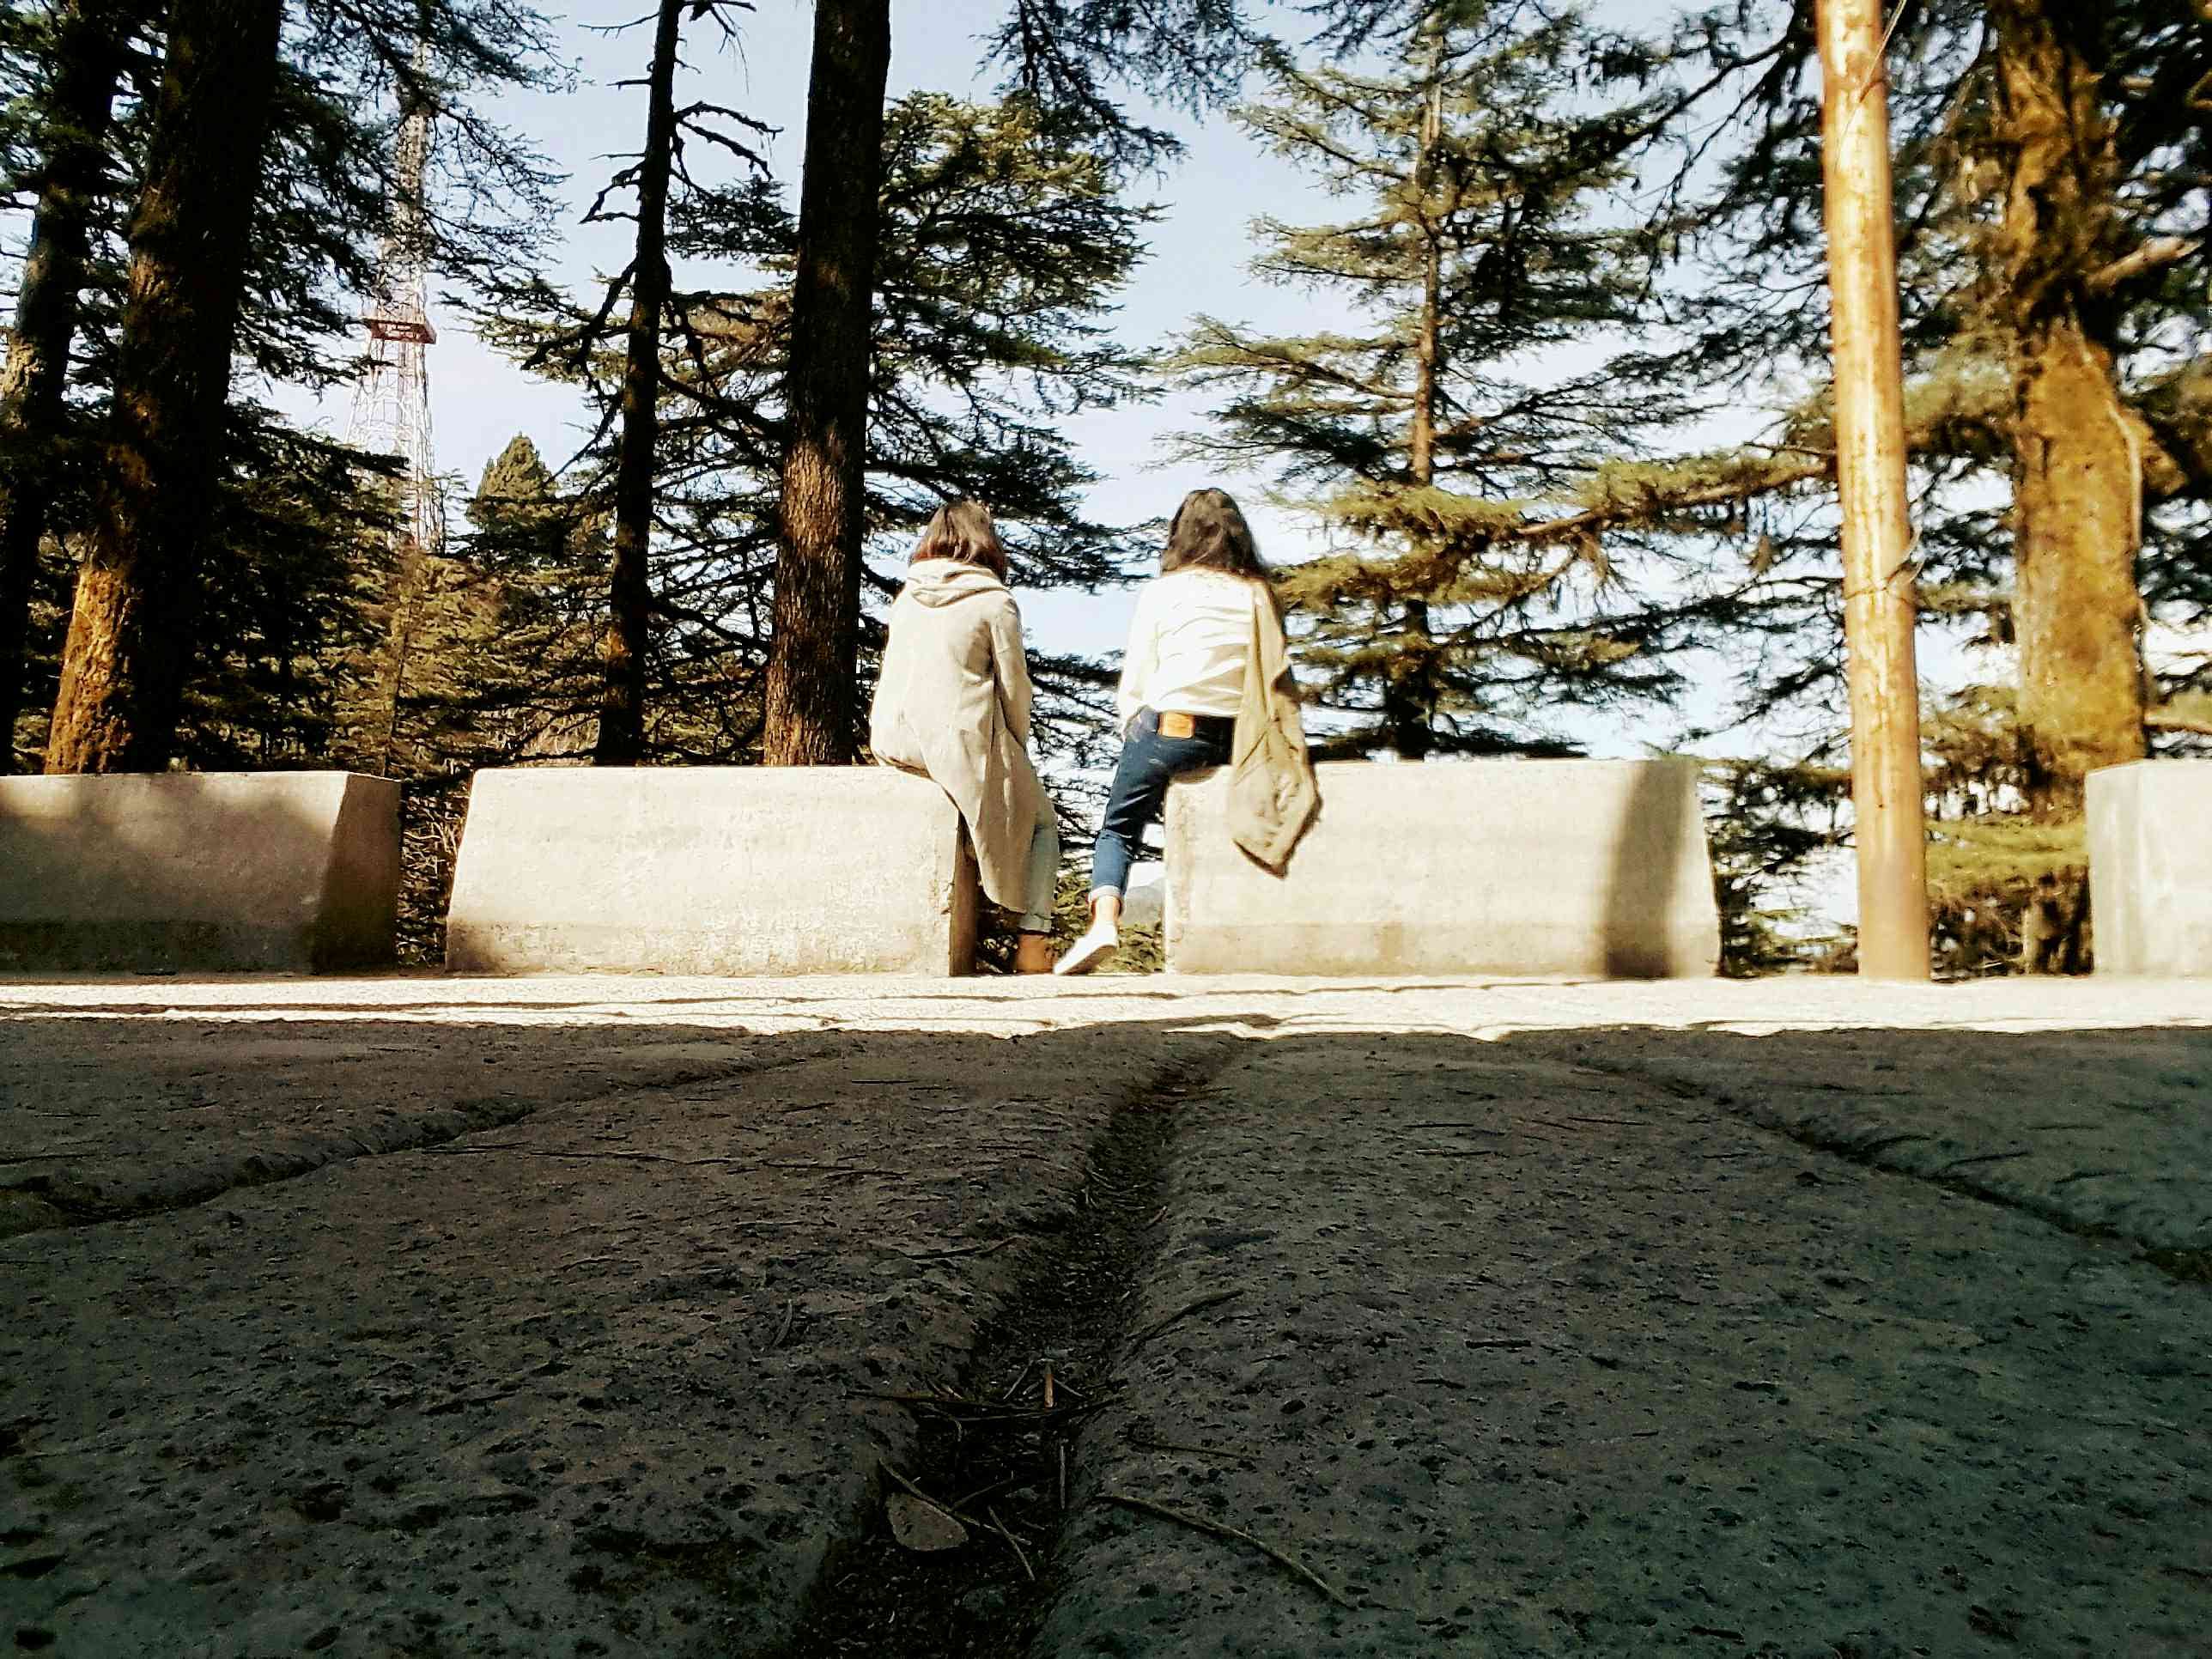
left=1115, top=568, right=1262, bottom=734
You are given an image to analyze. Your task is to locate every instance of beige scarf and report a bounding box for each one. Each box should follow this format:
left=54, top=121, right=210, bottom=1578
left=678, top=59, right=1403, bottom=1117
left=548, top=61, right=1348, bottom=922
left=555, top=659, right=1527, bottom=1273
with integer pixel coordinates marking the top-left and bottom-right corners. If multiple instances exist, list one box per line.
left=1226, top=592, right=1320, bottom=872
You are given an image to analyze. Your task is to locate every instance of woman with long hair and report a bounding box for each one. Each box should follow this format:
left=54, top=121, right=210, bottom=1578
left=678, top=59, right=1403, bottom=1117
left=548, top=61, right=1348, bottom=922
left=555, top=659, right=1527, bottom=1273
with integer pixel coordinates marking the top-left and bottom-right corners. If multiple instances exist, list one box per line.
left=1057, top=487, right=1313, bottom=975
left=870, top=499, right=1060, bottom=974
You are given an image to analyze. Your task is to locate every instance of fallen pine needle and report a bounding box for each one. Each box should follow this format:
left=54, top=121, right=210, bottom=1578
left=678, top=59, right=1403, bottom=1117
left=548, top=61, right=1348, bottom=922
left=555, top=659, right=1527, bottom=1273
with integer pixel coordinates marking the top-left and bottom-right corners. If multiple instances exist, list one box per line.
left=988, top=1504, right=1035, bottom=1582
left=1130, top=1435, right=1242, bottom=1460
left=1100, top=1492, right=1350, bottom=1608
left=1129, top=1290, right=1240, bottom=1351
left=896, top=1237, right=1017, bottom=1261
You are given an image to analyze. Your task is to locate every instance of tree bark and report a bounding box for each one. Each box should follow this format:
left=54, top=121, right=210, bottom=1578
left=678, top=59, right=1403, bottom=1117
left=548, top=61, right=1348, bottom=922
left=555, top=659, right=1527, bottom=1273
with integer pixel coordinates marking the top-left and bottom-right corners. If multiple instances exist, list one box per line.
left=1386, top=57, right=1443, bottom=763
left=44, top=0, right=286, bottom=774
left=1817, top=0, right=1931, bottom=979
left=592, top=0, right=683, bottom=767
left=762, top=0, right=890, bottom=765
left=0, top=0, right=129, bottom=772
left=1990, top=0, right=2148, bottom=814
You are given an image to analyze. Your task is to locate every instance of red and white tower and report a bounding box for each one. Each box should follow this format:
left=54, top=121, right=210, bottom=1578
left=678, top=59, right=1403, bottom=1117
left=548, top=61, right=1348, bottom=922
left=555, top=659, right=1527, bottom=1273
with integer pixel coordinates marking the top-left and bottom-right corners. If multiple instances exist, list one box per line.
left=347, top=69, right=441, bottom=557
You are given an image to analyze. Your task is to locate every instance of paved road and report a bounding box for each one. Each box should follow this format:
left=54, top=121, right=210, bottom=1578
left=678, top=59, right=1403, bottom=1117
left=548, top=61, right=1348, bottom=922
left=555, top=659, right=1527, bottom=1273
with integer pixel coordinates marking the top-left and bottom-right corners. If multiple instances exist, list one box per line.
left=3, top=976, right=2208, bottom=1656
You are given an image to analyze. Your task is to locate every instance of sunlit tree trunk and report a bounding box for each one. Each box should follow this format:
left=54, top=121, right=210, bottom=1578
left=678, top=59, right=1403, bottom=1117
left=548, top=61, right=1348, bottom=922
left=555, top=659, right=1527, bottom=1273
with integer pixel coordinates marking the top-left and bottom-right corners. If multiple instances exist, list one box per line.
left=45, top=0, right=286, bottom=772
left=762, top=0, right=890, bottom=765
left=1990, top=0, right=2147, bottom=814
left=0, top=0, right=128, bottom=771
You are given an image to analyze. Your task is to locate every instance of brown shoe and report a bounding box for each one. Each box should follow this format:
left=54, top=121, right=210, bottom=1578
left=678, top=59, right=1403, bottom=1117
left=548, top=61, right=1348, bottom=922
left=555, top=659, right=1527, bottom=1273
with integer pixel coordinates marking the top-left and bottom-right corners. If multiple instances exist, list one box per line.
left=1015, top=933, right=1058, bottom=975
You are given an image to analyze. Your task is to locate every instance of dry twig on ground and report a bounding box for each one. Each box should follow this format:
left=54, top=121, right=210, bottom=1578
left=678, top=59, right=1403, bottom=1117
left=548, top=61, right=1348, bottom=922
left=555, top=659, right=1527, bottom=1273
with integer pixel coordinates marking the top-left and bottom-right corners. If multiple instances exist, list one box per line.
left=1099, top=1492, right=1351, bottom=1608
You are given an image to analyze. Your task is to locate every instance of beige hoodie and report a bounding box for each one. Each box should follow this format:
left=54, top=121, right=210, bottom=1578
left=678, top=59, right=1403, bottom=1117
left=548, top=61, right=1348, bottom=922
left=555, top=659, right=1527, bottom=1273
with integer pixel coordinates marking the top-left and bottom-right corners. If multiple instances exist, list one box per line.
left=868, top=560, right=1049, bottom=913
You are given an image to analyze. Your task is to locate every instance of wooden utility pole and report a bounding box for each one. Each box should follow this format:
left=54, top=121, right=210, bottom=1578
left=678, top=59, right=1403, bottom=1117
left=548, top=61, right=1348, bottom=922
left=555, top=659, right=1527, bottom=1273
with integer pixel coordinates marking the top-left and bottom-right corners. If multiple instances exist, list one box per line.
left=1816, top=0, right=1930, bottom=980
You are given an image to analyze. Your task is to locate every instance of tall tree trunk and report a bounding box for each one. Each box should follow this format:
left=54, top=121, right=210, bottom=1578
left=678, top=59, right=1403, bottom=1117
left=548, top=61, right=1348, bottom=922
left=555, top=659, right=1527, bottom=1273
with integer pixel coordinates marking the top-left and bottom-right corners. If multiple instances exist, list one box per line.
left=1990, top=0, right=2147, bottom=815
left=1386, top=61, right=1443, bottom=763
left=762, top=0, right=890, bottom=765
left=43, top=0, right=286, bottom=774
left=592, top=0, right=682, bottom=767
left=0, top=0, right=129, bottom=772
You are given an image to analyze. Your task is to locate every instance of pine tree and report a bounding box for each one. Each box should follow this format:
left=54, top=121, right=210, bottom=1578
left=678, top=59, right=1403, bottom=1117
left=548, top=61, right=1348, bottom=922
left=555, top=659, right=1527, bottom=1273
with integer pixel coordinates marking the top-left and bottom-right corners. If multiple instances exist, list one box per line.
left=763, top=0, right=891, bottom=765
left=477, top=92, right=1152, bottom=765
left=1170, top=12, right=1708, bottom=758
left=757, top=0, right=1435, bottom=763
left=43, top=0, right=289, bottom=773
left=587, top=0, right=769, bottom=764
left=0, top=0, right=133, bottom=772
left=1625, top=0, right=2212, bottom=809
left=0, top=0, right=561, bottom=772
left=1448, top=0, right=2212, bottom=968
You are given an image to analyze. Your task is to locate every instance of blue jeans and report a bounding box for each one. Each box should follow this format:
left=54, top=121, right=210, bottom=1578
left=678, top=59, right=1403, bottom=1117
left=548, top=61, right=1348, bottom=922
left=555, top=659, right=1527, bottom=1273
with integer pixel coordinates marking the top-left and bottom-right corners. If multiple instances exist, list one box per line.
left=1019, top=809, right=1060, bottom=933
left=1091, top=708, right=1233, bottom=898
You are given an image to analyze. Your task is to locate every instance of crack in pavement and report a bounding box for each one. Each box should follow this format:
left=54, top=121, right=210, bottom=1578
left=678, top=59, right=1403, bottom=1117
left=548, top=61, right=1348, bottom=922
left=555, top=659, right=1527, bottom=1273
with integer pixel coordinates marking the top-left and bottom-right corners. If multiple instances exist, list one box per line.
left=765, top=1037, right=1246, bottom=1659
left=0, top=1049, right=831, bottom=1241
left=1570, top=1053, right=2212, bottom=1287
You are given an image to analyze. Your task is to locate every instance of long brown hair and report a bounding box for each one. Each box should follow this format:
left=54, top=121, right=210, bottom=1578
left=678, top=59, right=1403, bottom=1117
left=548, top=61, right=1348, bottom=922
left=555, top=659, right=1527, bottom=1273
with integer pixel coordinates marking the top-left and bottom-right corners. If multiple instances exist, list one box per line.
left=1160, top=488, right=1267, bottom=580
left=911, top=498, right=1008, bottom=580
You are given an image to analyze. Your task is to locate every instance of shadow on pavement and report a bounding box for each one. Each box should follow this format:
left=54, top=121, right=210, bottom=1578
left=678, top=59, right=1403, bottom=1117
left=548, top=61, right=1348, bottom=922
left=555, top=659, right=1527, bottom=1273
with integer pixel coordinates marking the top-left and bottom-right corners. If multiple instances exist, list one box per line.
left=1, top=1011, right=2206, bottom=1657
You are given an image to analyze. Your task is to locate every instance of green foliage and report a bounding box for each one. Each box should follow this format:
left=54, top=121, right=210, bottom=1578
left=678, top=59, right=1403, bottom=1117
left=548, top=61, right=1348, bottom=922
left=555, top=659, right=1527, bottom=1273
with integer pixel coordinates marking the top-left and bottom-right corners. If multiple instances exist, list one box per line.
left=476, top=92, right=1157, bottom=769
left=1613, top=0, right=2212, bottom=730
left=1701, top=757, right=1850, bottom=976
left=0, top=0, right=561, bottom=774
left=1169, top=9, right=1723, bottom=757
left=1926, top=814, right=2087, bottom=973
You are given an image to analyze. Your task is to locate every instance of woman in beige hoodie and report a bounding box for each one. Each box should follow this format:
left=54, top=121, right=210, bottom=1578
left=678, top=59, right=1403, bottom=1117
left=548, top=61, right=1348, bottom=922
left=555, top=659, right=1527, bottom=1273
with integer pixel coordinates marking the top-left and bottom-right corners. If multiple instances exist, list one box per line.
left=869, top=501, right=1060, bottom=974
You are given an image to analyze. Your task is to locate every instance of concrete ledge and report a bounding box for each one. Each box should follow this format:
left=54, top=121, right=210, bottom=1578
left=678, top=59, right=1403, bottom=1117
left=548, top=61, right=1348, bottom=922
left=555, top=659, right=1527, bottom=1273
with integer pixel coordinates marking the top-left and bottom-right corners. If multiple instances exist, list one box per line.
left=1164, top=759, right=1721, bottom=977
left=2088, top=760, right=2212, bottom=975
left=446, top=767, right=980, bottom=975
left=0, top=772, right=399, bottom=973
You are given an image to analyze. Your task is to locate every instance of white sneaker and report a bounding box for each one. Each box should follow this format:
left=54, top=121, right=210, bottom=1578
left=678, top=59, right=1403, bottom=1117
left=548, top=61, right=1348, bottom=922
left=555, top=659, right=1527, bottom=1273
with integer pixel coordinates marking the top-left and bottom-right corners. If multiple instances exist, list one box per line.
left=1054, top=918, right=1119, bottom=976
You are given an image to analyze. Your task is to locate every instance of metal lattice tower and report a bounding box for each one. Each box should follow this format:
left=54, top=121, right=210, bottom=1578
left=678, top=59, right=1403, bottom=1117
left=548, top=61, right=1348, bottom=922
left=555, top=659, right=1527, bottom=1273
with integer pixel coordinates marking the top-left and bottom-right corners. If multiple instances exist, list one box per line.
left=347, top=66, right=441, bottom=557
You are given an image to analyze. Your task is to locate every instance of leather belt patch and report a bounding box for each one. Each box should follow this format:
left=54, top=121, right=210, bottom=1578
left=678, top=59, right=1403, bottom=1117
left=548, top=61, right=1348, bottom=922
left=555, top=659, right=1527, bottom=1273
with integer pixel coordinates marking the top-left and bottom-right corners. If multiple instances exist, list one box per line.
left=1158, top=711, right=1198, bottom=738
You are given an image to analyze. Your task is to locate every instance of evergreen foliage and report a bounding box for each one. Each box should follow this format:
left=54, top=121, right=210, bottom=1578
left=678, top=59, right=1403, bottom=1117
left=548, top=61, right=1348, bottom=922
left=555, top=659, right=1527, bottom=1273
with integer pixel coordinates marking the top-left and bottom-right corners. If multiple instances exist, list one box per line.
left=0, top=0, right=561, bottom=770
left=1525, top=0, right=2212, bottom=967
left=1170, top=10, right=1716, bottom=757
left=477, top=91, right=1153, bottom=768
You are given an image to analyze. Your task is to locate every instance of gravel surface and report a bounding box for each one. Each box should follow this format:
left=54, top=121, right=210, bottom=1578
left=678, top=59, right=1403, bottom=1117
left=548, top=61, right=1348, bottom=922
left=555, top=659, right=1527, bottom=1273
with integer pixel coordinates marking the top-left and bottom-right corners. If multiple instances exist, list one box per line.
left=3, top=975, right=2208, bottom=1657
left=2, top=1018, right=1219, bottom=1656
left=1044, top=1031, right=2212, bottom=1658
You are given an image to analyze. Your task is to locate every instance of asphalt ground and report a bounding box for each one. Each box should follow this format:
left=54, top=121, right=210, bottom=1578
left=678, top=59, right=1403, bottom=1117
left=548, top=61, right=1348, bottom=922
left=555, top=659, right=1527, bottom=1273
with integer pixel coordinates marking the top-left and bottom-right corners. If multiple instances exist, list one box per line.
left=3, top=975, right=2207, bottom=1656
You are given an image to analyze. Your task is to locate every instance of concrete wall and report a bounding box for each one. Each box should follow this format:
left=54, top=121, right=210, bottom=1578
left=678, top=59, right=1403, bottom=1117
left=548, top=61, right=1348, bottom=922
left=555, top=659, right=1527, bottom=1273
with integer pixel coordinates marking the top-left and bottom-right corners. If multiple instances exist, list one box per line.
left=2088, top=760, right=2212, bottom=975
left=446, top=767, right=980, bottom=975
left=1164, top=759, right=1721, bottom=978
left=0, top=773, right=399, bottom=973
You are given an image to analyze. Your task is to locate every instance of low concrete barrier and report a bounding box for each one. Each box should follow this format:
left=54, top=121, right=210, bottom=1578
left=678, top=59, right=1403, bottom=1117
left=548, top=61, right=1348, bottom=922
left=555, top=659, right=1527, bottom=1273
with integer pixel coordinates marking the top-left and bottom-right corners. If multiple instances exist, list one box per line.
left=0, top=772, right=399, bottom=973
left=446, top=767, right=980, bottom=975
left=2088, top=760, right=2212, bottom=975
left=1164, top=759, right=1721, bottom=977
